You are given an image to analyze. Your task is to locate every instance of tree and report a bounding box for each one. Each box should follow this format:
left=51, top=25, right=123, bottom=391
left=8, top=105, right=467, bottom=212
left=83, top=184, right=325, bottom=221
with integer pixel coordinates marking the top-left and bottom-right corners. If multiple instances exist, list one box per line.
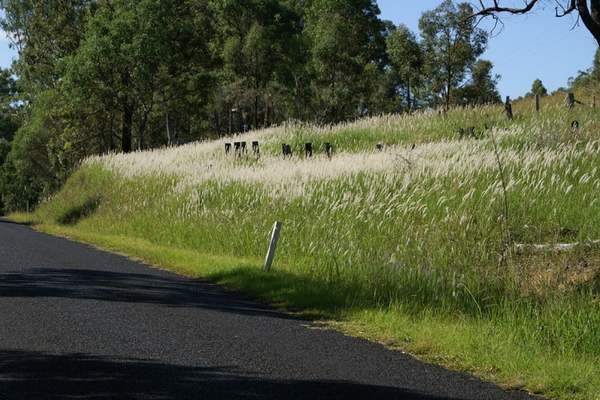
left=63, top=0, right=216, bottom=152
left=0, top=0, right=93, bottom=96
left=591, top=47, right=600, bottom=81
left=386, top=24, right=423, bottom=111
left=531, top=79, right=548, bottom=97
left=474, top=1, right=600, bottom=47
left=0, top=89, right=64, bottom=211
left=566, top=48, right=600, bottom=89
left=0, top=69, right=19, bottom=141
left=305, top=0, right=387, bottom=122
left=419, top=0, right=488, bottom=110
left=455, top=59, right=501, bottom=105
left=214, top=0, right=303, bottom=130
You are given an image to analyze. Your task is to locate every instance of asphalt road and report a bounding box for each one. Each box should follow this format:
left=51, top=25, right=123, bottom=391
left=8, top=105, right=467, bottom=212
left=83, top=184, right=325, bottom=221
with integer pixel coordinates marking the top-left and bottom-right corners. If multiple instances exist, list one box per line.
left=0, top=219, right=542, bottom=400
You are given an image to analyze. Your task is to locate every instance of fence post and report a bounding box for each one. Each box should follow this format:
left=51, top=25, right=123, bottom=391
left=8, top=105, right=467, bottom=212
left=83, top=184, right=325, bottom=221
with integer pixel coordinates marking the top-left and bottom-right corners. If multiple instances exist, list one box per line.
left=225, top=143, right=232, bottom=155
left=305, top=143, right=313, bottom=158
left=566, top=92, right=575, bottom=109
left=535, top=94, right=540, bottom=112
left=264, top=222, right=283, bottom=272
left=324, top=143, right=333, bottom=159
left=505, top=96, right=513, bottom=120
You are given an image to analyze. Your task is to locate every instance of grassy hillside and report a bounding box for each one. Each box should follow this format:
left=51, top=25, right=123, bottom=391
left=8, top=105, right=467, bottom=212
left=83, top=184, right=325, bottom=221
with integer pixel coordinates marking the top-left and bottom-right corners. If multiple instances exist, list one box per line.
left=15, top=93, right=600, bottom=400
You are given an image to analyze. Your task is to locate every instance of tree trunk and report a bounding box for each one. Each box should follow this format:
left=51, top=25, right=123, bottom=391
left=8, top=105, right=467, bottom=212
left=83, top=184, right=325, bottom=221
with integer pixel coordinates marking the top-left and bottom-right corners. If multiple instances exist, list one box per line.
left=122, top=101, right=133, bottom=153
left=228, top=105, right=232, bottom=135
left=166, top=112, right=171, bottom=146
left=121, top=71, right=133, bottom=153
left=577, top=0, right=600, bottom=46
left=213, top=111, right=221, bottom=135
left=407, top=76, right=412, bottom=112
left=264, top=95, right=269, bottom=127
left=109, top=115, right=116, bottom=152
left=254, top=93, right=259, bottom=130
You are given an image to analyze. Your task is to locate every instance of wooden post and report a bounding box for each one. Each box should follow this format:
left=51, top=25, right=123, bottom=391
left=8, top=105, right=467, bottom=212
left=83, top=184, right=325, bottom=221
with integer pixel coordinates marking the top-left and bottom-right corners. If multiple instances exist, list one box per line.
left=324, top=143, right=333, bottom=159
left=264, top=222, right=283, bottom=272
left=305, top=143, right=313, bottom=158
left=593, top=95, right=596, bottom=109
left=566, top=92, right=575, bottom=109
left=225, top=143, right=232, bottom=155
left=240, top=141, right=247, bottom=155
left=234, top=142, right=241, bottom=157
left=282, top=144, right=292, bottom=158
left=535, top=94, right=540, bottom=112
left=504, top=96, right=513, bottom=120
left=571, top=120, right=580, bottom=136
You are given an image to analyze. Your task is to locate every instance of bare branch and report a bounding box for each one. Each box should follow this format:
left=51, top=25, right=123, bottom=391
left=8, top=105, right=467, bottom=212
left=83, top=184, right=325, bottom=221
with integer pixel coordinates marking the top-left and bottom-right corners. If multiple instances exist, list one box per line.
left=470, top=0, right=600, bottom=47
left=555, top=0, right=577, bottom=17
left=472, top=0, right=542, bottom=17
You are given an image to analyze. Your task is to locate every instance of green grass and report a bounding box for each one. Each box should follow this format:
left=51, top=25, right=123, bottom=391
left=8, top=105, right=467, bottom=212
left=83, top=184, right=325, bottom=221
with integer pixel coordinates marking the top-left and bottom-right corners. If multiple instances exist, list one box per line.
left=12, top=94, right=600, bottom=400
left=12, top=217, right=600, bottom=400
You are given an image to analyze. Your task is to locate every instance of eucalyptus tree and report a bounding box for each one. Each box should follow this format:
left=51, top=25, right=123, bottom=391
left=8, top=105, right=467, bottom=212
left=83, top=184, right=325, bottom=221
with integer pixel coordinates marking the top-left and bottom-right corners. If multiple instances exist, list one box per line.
left=455, top=59, right=501, bottom=105
left=419, top=0, right=488, bottom=109
left=0, top=0, right=93, bottom=96
left=64, top=0, right=216, bottom=152
left=212, top=0, right=303, bottom=129
left=386, top=24, right=423, bottom=111
left=305, top=0, right=387, bottom=122
left=531, top=79, right=548, bottom=97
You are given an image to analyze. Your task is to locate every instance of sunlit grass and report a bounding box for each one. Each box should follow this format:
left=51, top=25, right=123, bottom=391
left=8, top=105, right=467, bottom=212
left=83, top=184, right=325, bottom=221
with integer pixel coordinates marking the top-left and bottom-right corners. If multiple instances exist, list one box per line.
left=16, top=94, right=600, bottom=400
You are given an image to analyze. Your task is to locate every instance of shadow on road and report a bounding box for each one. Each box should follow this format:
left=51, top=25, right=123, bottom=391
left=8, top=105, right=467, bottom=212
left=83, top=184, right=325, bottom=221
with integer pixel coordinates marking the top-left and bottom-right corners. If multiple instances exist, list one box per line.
left=0, top=267, right=292, bottom=319
left=0, top=350, right=454, bottom=400
left=0, top=218, right=32, bottom=226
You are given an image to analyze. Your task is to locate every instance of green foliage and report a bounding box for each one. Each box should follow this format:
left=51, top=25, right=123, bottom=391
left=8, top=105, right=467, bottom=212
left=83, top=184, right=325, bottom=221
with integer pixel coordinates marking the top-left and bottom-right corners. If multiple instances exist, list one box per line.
left=23, top=100, right=600, bottom=400
left=305, top=0, right=387, bottom=121
left=455, top=60, right=501, bottom=105
left=0, top=69, right=19, bottom=141
left=0, top=90, right=66, bottom=211
left=0, top=0, right=92, bottom=95
left=419, top=0, right=488, bottom=109
left=0, top=0, right=503, bottom=210
left=531, top=78, right=548, bottom=97
left=386, top=24, right=423, bottom=111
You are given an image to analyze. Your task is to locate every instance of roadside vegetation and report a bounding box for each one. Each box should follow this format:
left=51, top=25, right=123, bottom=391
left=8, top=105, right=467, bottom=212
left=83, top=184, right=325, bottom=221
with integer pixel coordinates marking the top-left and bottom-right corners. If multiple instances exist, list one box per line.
left=13, top=90, right=600, bottom=400
left=3, top=1, right=600, bottom=399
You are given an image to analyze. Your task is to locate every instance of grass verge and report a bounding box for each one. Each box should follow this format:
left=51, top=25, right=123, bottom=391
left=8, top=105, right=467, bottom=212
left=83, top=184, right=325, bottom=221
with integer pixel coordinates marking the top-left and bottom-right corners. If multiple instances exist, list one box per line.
left=8, top=213, right=600, bottom=400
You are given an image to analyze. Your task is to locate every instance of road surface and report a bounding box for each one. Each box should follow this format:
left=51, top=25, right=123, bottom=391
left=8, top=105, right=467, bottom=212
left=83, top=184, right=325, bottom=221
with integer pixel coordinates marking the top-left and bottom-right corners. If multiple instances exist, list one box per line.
left=0, top=219, right=541, bottom=399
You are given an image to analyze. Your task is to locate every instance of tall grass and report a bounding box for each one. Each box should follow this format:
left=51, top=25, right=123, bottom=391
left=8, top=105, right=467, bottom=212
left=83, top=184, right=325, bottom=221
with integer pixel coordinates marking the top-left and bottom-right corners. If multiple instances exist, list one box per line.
left=27, top=100, right=600, bottom=399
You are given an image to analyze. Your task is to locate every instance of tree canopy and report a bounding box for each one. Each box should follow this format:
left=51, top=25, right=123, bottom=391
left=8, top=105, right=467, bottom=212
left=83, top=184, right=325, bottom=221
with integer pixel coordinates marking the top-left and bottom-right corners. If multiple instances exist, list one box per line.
left=0, top=0, right=503, bottom=211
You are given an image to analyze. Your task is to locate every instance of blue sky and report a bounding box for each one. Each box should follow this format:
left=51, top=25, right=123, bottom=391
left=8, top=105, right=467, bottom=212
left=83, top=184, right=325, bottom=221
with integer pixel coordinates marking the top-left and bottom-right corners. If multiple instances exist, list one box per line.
left=378, top=0, right=598, bottom=98
left=0, top=2, right=597, bottom=98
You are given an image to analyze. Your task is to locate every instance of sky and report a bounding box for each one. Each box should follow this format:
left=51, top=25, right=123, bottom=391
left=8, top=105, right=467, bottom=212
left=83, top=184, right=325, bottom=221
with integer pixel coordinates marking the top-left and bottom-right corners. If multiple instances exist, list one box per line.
left=378, top=0, right=598, bottom=98
left=0, top=2, right=597, bottom=98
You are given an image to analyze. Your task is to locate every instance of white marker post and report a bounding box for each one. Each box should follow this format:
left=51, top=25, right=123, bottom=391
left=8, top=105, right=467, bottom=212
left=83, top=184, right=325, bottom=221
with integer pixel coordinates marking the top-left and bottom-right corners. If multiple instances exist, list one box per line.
left=264, top=222, right=283, bottom=272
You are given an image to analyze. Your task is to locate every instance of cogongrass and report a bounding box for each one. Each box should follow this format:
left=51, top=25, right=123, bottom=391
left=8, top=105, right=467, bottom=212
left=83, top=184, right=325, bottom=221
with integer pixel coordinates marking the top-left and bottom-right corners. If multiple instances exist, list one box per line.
left=30, top=99, right=600, bottom=399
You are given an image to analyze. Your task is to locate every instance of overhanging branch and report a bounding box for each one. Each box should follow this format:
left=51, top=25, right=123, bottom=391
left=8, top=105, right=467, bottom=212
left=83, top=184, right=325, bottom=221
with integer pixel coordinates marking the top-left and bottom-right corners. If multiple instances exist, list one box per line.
left=472, top=0, right=542, bottom=17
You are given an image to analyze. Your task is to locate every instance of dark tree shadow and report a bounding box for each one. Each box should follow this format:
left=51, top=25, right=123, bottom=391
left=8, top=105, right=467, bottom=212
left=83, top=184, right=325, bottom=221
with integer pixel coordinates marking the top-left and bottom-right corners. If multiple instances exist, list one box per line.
left=0, top=267, right=294, bottom=320
left=56, top=196, right=101, bottom=225
left=0, top=350, right=456, bottom=400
